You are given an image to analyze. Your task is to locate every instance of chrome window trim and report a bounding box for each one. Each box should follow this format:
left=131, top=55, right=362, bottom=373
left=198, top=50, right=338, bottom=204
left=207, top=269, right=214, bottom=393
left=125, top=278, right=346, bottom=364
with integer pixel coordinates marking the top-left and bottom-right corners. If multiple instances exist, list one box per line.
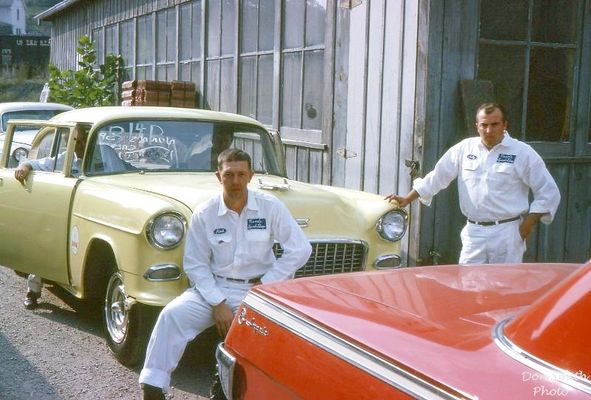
left=493, top=319, right=591, bottom=394
left=243, top=292, right=475, bottom=400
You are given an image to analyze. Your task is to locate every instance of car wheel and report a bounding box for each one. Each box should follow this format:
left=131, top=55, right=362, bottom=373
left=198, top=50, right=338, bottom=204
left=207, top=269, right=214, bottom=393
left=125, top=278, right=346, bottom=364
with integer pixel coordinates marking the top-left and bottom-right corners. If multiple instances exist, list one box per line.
left=103, top=271, right=157, bottom=367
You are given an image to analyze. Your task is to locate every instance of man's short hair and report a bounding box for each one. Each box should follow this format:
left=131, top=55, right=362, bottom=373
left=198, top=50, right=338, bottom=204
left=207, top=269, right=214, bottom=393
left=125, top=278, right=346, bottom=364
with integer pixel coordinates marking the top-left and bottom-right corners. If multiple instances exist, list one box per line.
left=476, top=102, right=507, bottom=122
left=217, top=148, right=252, bottom=171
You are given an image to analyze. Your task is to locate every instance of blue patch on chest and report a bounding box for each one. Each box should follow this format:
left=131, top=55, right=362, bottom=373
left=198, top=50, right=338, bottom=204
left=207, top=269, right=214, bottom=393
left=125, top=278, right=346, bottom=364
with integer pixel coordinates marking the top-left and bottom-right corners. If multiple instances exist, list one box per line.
left=213, top=228, right=227, bottom=235
left=497, top=153, right=516, bottom=164
left=247, top=218, right=267, bottom=230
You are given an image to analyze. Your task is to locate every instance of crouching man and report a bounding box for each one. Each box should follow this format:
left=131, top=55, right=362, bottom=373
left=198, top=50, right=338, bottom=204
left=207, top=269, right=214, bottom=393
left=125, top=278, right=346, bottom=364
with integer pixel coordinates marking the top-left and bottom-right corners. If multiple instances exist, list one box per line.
left=139, top=148, right=312, bottom=399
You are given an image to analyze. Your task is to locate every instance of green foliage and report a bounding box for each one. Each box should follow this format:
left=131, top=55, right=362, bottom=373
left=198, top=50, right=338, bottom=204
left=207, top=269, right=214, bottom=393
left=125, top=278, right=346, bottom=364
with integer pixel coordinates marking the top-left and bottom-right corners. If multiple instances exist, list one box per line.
left=48, top=35, right=122, bottom=107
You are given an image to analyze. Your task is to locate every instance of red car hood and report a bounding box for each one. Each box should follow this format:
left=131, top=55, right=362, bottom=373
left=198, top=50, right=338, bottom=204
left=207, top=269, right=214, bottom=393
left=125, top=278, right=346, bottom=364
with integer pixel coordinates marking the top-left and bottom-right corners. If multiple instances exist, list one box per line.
left=255, top=263, right=585, bottom=398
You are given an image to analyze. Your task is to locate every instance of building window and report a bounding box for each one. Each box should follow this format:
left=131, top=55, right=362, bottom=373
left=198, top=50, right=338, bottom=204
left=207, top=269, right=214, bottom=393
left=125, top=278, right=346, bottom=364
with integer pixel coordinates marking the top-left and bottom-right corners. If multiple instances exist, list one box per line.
left=156, top=9, right=177, bottom=80
left=105, top=24, right=119, bottom=59
left=119, top=20, right=135, bottom=81
left=238, top=0, right=275, bottom=125
left=205, top=0, right=236, bottom=111
left=92, top=28, right=104, bottom=64
left=137, top=14, right=154, bottom=79
left=179, top=1, right=202, bottom=82
left=281, top=0, right=326, bottom=131
left=477, top=0, right=581, bottom=142
left=100, top=0, right=330, bottom=145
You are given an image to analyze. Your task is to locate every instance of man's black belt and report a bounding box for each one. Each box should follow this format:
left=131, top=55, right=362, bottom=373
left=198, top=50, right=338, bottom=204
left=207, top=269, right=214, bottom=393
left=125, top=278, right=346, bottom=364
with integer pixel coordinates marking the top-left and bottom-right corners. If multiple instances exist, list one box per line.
left=467, top=216, right=520, bottom=226
left=214, top=274, right=262, bottom=284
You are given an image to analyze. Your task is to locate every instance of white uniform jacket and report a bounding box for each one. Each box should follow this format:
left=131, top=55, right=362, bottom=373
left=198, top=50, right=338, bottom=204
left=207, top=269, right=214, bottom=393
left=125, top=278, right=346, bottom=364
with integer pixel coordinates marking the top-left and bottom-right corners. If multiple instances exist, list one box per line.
left=413, top=132, right=560, bottom=224
left=183, top=189, right=312, bottom=306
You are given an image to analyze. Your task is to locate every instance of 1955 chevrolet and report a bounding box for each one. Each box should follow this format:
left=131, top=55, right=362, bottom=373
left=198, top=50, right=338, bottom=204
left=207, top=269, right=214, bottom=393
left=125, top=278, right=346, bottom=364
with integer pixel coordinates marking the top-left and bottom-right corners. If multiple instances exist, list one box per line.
left=0, top=106, right=407, bottom=367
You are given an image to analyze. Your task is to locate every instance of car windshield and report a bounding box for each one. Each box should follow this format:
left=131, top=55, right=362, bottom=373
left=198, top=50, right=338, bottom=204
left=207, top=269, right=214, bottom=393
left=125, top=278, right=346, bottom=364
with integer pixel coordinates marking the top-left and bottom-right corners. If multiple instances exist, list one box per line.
left=1, top=110, right=66, bottom=132
left=86, top=119, right=282, bottom=175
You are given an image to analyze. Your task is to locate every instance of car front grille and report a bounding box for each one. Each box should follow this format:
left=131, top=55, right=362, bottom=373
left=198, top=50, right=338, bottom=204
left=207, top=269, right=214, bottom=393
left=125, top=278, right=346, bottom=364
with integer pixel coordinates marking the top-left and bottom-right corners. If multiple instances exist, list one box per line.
left=273, top=240, right=367, bottom=278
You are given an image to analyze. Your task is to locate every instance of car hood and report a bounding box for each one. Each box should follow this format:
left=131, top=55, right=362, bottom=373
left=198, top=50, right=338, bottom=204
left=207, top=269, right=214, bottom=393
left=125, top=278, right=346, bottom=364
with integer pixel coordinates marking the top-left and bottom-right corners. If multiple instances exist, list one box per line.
left=254, top=263, right=581, bottom=397
left=88, top=173, right=395, bottom=235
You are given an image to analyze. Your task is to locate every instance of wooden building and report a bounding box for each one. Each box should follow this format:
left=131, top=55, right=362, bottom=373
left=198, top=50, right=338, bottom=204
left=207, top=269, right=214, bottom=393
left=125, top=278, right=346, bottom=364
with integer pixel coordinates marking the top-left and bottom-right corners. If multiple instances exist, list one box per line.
left=37, top=0, right=591, bottom=265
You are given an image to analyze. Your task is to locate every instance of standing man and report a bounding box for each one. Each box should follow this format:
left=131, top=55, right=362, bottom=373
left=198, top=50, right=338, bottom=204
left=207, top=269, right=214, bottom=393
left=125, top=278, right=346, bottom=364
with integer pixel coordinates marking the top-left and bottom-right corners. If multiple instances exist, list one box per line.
left=139, top=148, right=312, bottom=400
left=385, top=102, right=560, bottom=264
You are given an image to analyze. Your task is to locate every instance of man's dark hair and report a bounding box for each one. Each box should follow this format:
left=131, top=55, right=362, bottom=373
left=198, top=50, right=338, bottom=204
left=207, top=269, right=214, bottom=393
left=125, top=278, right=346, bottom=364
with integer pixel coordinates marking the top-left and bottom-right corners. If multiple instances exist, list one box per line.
left=476, top=102, right=507, bottom=122
left=217, top=148, right=252, bottom=171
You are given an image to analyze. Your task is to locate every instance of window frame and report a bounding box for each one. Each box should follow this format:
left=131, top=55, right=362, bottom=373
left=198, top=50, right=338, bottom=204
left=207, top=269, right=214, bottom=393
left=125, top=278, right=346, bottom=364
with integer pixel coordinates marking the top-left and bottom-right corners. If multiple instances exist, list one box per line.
left=90, top=0, right=335, bottom=149
left=477, top=0, right=589, bottom=158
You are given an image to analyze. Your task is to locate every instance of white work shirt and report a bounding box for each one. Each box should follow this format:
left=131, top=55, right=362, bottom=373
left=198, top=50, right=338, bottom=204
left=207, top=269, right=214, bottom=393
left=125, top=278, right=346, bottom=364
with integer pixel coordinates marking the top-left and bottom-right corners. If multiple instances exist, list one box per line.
left=413, top=132, right=560, bottom=224
left=183, top=189, right=312, bottom=306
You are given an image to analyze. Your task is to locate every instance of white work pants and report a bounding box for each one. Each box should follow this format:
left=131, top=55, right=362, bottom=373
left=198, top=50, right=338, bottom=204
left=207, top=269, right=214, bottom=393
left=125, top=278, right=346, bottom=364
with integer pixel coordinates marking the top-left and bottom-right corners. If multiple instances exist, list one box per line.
left=139, top=278, right=250, bottom=390
left=459, top=219, right=526, bottom=264
left=27, top=274, right=42, bottom=293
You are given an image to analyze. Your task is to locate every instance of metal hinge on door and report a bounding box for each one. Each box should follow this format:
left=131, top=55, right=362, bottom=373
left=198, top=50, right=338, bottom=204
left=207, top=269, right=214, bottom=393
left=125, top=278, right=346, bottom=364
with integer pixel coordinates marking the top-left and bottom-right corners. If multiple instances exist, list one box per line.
left=337, top=148, right=358, bottom=159
left=429, top=249, right=442, bottom=265
left=339, top=0, right=363, bottom=9
left=405, top=159, right=420, bottom=179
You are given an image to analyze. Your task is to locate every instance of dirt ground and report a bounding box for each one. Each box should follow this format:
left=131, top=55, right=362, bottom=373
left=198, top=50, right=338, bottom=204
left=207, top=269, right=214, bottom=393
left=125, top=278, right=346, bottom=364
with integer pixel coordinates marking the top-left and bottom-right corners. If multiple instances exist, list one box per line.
left=0, top=266, right=217, bottom=400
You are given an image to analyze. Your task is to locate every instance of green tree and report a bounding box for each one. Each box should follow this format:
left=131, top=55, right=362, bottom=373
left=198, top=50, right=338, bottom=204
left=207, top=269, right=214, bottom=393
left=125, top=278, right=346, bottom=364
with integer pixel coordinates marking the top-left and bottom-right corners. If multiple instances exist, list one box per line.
left=48, top=35, right=122, bottom=107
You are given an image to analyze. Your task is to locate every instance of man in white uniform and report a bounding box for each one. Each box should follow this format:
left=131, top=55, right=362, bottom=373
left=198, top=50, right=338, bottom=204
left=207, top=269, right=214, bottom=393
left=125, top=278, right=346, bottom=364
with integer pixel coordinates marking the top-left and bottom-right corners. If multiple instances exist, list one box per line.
left=386, top=102, right=560, bottom=264
left=139, top=148, right=312, bottom=400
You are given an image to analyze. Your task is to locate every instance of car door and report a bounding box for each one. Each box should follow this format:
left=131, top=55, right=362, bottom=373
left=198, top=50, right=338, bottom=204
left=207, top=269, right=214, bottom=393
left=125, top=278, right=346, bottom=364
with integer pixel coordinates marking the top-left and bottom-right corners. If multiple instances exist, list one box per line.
left=0, top=122, right=78, bottom=284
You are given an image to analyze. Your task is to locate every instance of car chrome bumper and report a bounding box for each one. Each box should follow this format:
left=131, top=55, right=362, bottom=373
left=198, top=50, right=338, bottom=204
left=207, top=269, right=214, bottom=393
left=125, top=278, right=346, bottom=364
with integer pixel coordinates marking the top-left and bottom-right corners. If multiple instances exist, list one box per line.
left=215, top=342, right=236, bottom=399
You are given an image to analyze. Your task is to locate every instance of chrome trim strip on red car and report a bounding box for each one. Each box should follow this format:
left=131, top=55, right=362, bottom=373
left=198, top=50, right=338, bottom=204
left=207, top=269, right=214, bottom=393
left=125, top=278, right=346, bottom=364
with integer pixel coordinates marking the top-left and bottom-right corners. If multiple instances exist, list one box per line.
left=243, top=293, right=476, bottom=400
left=493, top=319, right=591, bottom=395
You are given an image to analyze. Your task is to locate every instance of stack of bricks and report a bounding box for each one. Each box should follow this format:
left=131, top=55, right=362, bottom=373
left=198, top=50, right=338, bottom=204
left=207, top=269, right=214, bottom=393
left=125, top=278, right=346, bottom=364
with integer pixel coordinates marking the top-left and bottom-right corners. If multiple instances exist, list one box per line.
left=121, top=79, right=196, bottom=107
left=170, top=80, right=197, bottom=108
left=121, top=80, right=171, bottom=106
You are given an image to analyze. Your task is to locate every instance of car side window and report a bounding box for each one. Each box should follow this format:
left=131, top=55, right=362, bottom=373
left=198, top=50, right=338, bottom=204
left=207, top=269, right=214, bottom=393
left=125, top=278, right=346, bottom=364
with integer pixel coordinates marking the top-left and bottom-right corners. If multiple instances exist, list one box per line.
left=27, top=127, right=72, bottom=173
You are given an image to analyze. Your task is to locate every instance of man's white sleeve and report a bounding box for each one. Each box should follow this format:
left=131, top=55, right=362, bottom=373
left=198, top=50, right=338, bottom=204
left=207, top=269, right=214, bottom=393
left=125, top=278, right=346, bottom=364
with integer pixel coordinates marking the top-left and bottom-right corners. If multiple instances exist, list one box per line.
left=413, top=145, right=460, bottom=207
left=260, top=201, right=312, bottom=284
left=522, top=152, right=561, bottom=224
left=183, top=213, right=226, bottom=306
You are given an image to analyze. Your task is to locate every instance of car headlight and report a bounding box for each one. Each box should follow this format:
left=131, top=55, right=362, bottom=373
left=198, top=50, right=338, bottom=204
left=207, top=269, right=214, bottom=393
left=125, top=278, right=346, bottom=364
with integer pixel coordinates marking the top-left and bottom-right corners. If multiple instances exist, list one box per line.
left=12, top=147, right=28, bottom=162
left=146, top=212, right=186, bottom=249
left=376, top=210, right=407, bottom=242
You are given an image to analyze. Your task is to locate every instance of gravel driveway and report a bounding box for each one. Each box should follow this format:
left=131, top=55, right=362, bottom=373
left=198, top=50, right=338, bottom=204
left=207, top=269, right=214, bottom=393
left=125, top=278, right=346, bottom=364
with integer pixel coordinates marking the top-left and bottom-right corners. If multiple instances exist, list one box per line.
left=0, top=266, right=216, bottom=400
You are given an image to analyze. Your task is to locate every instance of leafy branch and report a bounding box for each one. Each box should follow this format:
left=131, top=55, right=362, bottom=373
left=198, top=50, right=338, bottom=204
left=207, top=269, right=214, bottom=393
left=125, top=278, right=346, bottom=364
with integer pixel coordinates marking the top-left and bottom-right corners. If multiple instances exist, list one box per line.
left=48, top=35, right=122, bottom=107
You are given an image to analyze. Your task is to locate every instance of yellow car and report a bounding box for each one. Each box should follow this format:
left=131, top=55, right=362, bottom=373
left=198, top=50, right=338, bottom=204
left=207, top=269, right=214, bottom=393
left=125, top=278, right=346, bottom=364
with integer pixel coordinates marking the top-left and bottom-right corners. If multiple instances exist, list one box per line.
left=0, top=106, right=407, bottom=367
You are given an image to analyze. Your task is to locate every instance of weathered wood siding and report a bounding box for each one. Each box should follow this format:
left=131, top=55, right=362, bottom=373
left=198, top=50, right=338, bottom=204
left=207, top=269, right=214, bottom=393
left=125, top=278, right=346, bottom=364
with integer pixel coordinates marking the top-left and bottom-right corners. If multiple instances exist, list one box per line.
left=49, top=0, right=190, bottom=70
left=42, top=0, right=591, bottom=265
left=334, top=1, right=421, bottom=265
left=417, top=0, right=591, bottom=264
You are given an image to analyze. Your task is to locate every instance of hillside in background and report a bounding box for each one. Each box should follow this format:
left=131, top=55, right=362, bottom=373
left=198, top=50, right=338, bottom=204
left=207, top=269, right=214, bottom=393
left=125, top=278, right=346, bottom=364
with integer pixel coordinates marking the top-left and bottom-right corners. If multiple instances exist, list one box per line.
left=26, top=0, right=62, bottom=36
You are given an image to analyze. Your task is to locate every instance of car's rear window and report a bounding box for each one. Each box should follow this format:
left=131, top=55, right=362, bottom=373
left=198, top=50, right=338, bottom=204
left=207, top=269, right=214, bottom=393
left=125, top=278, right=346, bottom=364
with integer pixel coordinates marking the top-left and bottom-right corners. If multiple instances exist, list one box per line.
left=1, top=110, right=66, bottom=132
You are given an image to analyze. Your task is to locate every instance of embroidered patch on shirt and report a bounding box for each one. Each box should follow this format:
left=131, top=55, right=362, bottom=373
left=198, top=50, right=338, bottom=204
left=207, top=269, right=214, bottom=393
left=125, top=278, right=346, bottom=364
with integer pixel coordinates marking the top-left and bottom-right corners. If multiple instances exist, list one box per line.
left=247, top=218, right=267, bottom=230
left=213, top=227, right=227, bottom=235
left=497, top=154, right=516, bottom=164
left=467, top=154, right=477, bottom=160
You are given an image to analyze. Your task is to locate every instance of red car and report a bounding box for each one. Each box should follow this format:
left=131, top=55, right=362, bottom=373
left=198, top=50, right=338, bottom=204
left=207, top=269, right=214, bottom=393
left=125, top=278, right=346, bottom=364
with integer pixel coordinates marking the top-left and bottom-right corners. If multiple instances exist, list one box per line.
left=216, top=260, right=591, bottom=399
